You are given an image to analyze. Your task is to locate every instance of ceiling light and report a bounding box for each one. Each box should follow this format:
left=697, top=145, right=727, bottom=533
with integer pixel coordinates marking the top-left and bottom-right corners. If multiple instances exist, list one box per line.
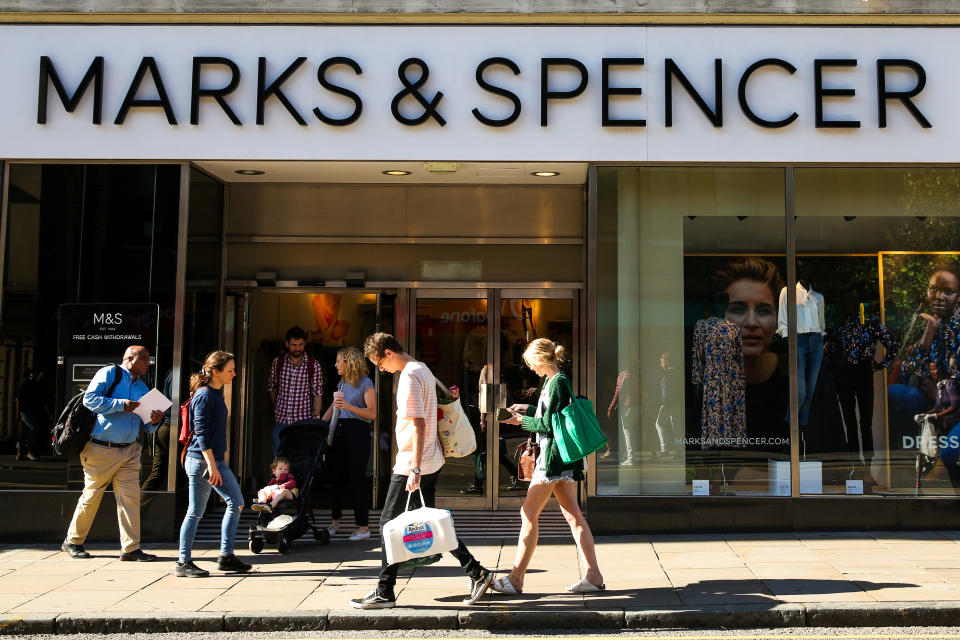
left=531, top=171, right=560, bottom=177
left=382, top=170, right=412, bottom=176
left=235, top=169, right=265, bottom=176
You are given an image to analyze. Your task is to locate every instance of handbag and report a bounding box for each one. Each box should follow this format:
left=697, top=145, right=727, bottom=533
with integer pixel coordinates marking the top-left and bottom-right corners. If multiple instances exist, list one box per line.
left=326, top=381, right=342, bottom=448
left=514, top=436, right=540, bottom=482
left=551, top=377, right=608, bottom=464
left=435, top=381, right=477, bottom=458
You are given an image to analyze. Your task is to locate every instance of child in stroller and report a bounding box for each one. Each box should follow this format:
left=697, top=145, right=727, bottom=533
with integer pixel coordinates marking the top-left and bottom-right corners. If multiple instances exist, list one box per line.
left=251, top=457, right=298, bottom=513
left=248, top=422, right=330, bottom=554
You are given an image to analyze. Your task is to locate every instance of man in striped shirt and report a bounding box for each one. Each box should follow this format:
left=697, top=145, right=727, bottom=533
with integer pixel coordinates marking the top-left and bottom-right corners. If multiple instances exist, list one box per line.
left=350, top=332, right=492, bottom=610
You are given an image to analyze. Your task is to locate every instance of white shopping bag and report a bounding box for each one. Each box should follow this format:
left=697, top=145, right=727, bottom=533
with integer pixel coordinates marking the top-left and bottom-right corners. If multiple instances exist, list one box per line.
left=436, top=382, right=476, bottom=458
left=382, top=489, right=458, bottom=565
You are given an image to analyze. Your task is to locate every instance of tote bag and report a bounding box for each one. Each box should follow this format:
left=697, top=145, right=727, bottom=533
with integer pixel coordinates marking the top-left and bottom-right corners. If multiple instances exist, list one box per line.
left=435, top=381, right=477, bottom=458
left=382, top=489, right=459, bottom=564
left=551, top=377, right=607, bottom=464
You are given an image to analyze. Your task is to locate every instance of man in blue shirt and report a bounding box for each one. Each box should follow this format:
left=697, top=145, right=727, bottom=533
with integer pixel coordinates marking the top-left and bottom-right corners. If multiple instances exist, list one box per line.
left=62, top=346, right=163, bottom=561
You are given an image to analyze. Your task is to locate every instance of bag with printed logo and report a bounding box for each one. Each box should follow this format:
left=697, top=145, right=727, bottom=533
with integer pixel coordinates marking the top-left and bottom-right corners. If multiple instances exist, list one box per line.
left=382, top=489, right=458, bottom=565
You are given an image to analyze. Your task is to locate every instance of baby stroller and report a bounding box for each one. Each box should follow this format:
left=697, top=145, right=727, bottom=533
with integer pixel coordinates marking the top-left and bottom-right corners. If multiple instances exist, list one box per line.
left=248, top=421, right=330, bottom=554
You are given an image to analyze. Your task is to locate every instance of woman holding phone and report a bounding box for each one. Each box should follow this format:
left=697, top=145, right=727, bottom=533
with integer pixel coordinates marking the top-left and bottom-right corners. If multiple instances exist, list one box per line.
left=176, top=350, right=251, bottom=578
left=490, top=338, right=604, bottom=595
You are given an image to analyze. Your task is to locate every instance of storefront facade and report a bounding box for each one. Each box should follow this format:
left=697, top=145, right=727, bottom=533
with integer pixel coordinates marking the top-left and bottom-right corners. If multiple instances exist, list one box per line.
left=2, top=2, right=960, bottom=539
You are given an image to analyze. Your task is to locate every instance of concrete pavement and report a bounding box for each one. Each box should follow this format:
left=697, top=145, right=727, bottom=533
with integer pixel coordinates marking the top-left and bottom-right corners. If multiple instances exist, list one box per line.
left=4, top=531, right=960, bottom=633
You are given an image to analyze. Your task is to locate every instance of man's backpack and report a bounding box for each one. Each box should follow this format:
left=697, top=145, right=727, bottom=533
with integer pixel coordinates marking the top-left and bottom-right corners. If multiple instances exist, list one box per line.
left=52, top=364, right=123, bottom=457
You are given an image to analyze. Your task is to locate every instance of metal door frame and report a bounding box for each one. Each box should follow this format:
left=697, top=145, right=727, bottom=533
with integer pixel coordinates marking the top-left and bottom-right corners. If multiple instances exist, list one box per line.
left=225, top=286, right=394, bottom=510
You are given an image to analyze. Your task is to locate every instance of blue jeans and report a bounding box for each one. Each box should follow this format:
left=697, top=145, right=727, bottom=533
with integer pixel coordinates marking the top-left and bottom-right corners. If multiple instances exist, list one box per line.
left=797, top=332, right=824, bottom=425
left=272, top=422, right=291, bottom=456
left=179, top=456, right=244, bottom=563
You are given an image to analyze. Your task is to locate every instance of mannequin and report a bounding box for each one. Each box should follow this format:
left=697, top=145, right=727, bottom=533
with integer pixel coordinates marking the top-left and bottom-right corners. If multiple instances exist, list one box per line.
left=825, top=291, right=899, bottom=468
left=777, top=273, right=825, bottom=426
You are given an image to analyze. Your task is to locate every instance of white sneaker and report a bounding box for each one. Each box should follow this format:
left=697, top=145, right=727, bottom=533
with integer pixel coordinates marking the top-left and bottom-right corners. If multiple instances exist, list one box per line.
left=349, top=530, right=371, bottom=541
left=327, top=525, right=338, bottom=536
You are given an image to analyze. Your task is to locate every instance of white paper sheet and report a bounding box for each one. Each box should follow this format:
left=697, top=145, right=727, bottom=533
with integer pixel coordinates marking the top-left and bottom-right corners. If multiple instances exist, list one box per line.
left=133, top=388, right=172, bottom=424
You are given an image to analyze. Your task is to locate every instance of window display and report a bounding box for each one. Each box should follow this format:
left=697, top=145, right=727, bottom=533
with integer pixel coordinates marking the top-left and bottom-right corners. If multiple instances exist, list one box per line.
left=597, top=166, right=960, bottom=497
left=596, top=167, right=788, bottom=496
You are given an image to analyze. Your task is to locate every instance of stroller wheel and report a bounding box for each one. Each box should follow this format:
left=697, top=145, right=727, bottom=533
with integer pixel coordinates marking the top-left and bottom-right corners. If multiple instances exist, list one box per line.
left=319, top=527, right=330, bottom=545
left=249, top=537, right=264, bottom=554
left=278, top=536, right=293, bottom=555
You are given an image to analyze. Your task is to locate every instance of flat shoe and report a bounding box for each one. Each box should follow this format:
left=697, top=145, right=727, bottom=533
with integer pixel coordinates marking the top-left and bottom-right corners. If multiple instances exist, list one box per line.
left=490, top=575, right=521, bottom=595
left=566, top=577, right=605, bottom=593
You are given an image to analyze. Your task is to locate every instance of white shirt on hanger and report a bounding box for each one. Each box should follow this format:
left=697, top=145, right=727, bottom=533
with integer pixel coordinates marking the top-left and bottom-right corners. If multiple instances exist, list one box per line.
left=777, top=283, right=825, bottom=337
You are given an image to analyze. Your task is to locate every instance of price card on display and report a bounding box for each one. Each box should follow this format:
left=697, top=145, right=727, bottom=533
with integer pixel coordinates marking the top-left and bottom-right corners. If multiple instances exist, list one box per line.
left=692, top=479, right=710, bottom=496
left=846, top=480, right=864, bottom=495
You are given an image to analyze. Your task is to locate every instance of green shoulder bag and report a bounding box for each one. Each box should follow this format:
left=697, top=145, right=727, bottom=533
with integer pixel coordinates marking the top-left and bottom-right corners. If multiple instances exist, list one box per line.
left=551, top=377, right=608, bottom=464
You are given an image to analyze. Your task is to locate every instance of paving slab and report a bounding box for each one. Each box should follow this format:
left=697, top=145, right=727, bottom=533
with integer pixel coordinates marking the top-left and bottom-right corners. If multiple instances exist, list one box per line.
left=106, top=588, right=227, bottom=612
left=11, top=589, right=135, bottom=613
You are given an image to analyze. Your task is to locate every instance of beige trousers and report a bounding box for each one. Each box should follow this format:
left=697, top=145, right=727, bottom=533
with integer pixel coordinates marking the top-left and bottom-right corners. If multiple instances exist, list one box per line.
left=66, top=440, right=142, bottom=552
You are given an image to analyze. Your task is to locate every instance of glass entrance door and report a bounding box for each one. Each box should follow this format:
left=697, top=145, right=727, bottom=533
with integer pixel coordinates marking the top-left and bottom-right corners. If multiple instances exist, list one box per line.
left=412, top=288, right=578, bottom=510
left=412, top=291, right=491, bottom=508
left=492, top=290, right=577, bottom=510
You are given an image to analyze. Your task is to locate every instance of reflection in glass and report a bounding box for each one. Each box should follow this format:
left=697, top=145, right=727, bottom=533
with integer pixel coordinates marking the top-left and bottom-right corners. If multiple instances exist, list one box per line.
left=796, top=168, right=960, bottom=495
left=596, top=167, right=788, bottom=496
left=414, top=297, right=488, bottom=498
left=497, top=298, right=573, bottom=498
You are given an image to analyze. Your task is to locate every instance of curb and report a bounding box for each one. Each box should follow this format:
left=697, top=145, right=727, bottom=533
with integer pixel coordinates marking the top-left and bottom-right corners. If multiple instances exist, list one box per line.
left=3, top=602, right=960, bottom=634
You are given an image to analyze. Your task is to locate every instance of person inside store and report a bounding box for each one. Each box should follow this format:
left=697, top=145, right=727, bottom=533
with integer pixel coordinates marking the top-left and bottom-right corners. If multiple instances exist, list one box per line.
left=323, top=346, right=377, bottom=542
left=267, top=325, right=325, bottom=456
left=177, top=350, right=251, bottom=578
left=467, top=336, right=522, bottom=494
left=61, top=346, right=163, bottom=561
left=888, top=262, right=960, bottom=449
left=141, top=368, right=173, bottom=493
left=492, top=338, right=605, bottom=595
left=15, top=367, right=49, bottom=461
left=691, top=258, right=789, bottom=493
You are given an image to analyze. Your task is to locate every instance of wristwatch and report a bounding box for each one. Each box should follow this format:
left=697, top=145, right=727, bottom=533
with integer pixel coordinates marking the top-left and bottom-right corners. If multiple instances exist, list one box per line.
left=411, top=467, right=421, bottom=475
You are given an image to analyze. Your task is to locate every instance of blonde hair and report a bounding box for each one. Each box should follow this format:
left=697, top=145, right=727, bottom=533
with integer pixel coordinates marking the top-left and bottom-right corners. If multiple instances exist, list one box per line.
left=522, top=338, right=569, bottom=370
left=337, top=346, right=369, bottom=387
left=189, top=350, right=235, bottom=396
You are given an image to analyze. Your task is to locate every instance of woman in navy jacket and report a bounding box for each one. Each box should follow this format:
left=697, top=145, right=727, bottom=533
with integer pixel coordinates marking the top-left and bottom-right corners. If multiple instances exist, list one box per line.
left=176, top=350, right=251, bottom=578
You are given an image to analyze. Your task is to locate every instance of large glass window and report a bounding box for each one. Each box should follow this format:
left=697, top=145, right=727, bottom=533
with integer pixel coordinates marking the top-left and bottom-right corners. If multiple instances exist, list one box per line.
left=597, top=167, right=789, bottom=496
left=795, top=168, right=960, bottom=496
left=0, top=164, right=180, bottom=490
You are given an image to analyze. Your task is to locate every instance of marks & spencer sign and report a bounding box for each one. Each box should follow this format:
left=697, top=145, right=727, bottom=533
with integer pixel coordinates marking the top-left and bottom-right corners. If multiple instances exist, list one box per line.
left=0, top=26, right=954, bottom=161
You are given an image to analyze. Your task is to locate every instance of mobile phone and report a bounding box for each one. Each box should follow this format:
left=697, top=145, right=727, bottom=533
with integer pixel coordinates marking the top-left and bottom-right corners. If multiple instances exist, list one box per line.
left=202, top=467, right=211, bottom=479
left=495, top=407, right=515, bottom=423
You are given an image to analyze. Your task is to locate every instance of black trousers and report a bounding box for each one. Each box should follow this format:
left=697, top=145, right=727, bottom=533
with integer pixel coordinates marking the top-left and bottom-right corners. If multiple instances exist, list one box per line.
left=141, top=423, right=170, bottom=492
left=18, top=412, right=46, bottom=454
left=835, top=361, right=875, bottom=458
left=377, top=470, right=482, bottom=596
left=330, top=418, right=371, bottom=527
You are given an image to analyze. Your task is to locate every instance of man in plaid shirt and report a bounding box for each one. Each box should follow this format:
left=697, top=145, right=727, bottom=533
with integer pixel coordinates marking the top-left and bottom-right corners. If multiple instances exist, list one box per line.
left=267, top=326, right=324, bottom=455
